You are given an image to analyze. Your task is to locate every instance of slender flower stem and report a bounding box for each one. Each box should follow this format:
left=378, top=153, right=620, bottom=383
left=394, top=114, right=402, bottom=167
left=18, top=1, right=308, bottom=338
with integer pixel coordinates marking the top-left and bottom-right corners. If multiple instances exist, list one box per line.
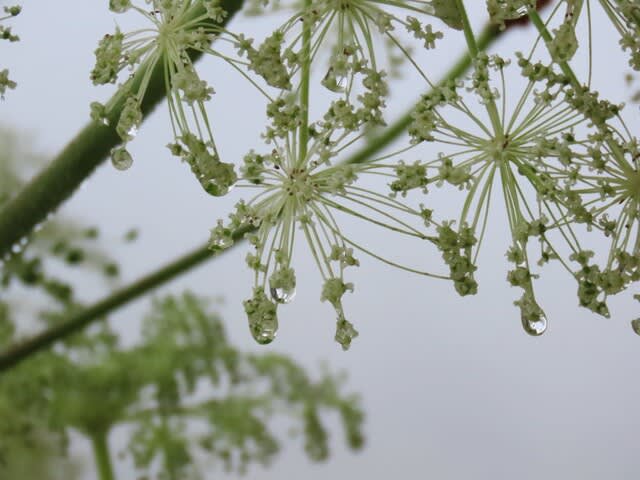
left=0, top=0, right=245, bottom=260
left=526, top=8, right=579, bottom=84
left=454, top=0, right=503, bottom=136
left=90, top=431, right=115, bottom=480
left=0, top=24, right=502, bottom=372
left=527, top=8, right=629, bottom=171
left=298, top=0, right=312, bottom=164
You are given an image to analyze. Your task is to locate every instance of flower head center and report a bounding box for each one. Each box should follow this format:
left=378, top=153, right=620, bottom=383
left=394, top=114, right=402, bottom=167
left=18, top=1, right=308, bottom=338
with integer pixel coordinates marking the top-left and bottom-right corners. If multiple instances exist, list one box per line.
left=283, top=167, right=314, bottom=199
left=622, top=169, right=640, bottom=201
left=485, top=136, right=511, bottom=163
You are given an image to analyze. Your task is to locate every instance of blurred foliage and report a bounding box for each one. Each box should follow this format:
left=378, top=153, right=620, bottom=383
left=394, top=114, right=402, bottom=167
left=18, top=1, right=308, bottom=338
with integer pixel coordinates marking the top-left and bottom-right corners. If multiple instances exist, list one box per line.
left=0, top=127, right=364, bottom=478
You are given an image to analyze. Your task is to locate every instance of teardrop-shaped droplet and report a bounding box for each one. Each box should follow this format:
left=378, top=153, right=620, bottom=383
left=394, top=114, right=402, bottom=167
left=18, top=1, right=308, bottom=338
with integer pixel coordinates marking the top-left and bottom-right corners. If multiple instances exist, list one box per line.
left=631, top=319, right=640, bottom=336
left=270, top=286, right=296, bottom=304
left=244, top=289, right=279, bottom=345
left=321, top=67, right=346, bottom=93
left=521, top=311, right=547, bottom=336
left=250, top=315, right=278, bottom=345
left=111, top=147, right=133, bottom=171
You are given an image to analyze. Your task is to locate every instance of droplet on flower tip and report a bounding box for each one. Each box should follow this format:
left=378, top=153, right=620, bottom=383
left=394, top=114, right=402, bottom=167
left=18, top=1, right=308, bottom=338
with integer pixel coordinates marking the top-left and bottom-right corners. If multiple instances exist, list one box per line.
left=250, top=318, right=278, bottom=345
left=321, top=68, right=346, bottom=93
left=110, top=147, right=133, bottom=171
left=521, top=311, right=547, bottom=336
left=270, top=286, right=296, bottom=304
left=631, top=319, right=640, bottom=336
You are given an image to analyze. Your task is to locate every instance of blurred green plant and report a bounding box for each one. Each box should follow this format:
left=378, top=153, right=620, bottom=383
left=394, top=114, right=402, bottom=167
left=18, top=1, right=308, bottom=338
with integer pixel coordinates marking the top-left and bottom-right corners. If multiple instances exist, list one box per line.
left=0, top=128, right=363, bottom=480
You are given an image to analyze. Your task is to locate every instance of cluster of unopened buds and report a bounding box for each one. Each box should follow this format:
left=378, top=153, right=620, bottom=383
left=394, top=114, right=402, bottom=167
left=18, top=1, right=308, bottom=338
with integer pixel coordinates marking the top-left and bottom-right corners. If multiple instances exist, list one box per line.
left=89, top=0, right=640, bottom=348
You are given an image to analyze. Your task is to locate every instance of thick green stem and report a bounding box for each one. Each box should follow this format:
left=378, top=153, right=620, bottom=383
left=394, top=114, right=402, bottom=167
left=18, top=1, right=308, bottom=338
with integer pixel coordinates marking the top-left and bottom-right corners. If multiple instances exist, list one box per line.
left=90, top=431, right=115, bottom=480
left=0, top=0, right=245, bottom=260
left=0, top=24, right=502, bottom=372
left=0, top=226, right=251, bottom=372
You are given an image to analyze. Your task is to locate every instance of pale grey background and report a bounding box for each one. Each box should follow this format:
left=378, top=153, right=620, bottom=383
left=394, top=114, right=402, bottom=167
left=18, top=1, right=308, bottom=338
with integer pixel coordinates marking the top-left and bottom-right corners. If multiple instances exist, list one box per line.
left=2, top=1, right=640, bottom=479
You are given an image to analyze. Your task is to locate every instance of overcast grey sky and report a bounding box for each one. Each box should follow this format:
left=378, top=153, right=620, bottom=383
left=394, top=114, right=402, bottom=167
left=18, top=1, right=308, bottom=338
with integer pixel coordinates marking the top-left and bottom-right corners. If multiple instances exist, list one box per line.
left=3, top=1, right=640, bottom=479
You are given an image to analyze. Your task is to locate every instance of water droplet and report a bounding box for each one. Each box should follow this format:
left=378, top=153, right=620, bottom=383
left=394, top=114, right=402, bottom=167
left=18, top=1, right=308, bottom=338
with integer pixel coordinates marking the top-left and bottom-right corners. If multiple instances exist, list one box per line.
left=631, top=319, right=640, bottom=336
left=270, top=286, right=296, bottom=304
left=244, top=290, right=279, bottom=345
left=322, top=67, right=346, bottom=93
left=127, top=125, right=138, bottom=138
left=521, top=312, right=547, bottom=336
left=111, top=147, right=133, bottom=171
left=11, top=243, right=22, bottom=254
left=250, top=315, right=278, bottom=345
left=100, top=117, right=110, bottom=127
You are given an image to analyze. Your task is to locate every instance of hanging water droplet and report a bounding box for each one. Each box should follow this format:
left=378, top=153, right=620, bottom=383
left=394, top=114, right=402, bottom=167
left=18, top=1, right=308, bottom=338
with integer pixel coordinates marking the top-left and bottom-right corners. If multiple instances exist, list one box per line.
left=521, top=311, right=547, bottom=336
left=250, top=314, right=278, bottom=345
left=110, top=147, right=133, bottom=171
left=631, top=319, right=640, bottom=336
left=270, top=286, right=296, bottom=304
left=321, top=67, right=346, bottom=93
left=244, top=290, right=279, bottom=345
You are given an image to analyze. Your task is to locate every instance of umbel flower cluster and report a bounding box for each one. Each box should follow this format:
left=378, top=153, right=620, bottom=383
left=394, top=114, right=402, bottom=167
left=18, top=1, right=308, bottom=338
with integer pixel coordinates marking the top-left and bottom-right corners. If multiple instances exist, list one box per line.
left=90, top=0, right=640, bottom=348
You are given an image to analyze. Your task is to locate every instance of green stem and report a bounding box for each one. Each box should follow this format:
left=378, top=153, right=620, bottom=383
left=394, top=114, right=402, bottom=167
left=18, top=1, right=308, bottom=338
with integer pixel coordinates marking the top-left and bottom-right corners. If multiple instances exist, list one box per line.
left=0, top=226, right=251, bottom=372
left=298, top=0, right=312, bottom=164
left=0, top=0, right=245, bottom=260
left=90, top=431, right=115, bottom=480
left=454, top=0, right=503, bottom=136
left=0, top=24, right=502, bottom=373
